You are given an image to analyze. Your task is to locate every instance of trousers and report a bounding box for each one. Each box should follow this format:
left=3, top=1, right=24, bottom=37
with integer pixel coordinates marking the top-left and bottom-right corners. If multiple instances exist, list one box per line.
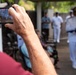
left=53, top=27, right=61, bottom=42
left=69, top=42, right=76, bottom=65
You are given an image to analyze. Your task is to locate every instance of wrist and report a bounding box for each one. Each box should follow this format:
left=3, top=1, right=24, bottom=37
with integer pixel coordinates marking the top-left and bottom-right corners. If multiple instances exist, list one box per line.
left=21, top=31, right=36, bottom=41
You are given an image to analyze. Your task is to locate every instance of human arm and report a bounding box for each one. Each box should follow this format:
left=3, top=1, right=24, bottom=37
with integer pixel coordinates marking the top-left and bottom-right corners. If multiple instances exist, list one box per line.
left=47, top=17, right=51, bottom=24
left=61, top=22, right=63, bottom=29
left=42, top=17, right=50, bottom=25
left=59, top=16, right=63, bottom=29
left=51, top=22, right=54, bottom=29
left=5, top=4, right=57, bottom=75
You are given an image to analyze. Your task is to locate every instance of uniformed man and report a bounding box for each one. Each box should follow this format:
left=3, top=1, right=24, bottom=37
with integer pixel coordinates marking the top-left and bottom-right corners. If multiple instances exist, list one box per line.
left=65, top=10, right=73, bottom=43
left=65, top=10, right=73, bottom=23
left=66, top=6, right=76, bottom=69
left=51, top=12, right=63, bottom=43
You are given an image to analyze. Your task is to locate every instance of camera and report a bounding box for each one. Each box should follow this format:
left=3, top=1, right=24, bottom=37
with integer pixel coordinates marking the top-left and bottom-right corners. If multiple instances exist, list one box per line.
left=0, top=8, right=13, bottom=24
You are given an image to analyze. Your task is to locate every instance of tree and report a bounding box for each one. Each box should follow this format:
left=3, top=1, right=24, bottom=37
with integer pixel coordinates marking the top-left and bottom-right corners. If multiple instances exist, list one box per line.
left=19, top=0, right=35, bottom=10
left=42, top=1, right=76, bottom=13
left=1, top=0, right=20, bottom=4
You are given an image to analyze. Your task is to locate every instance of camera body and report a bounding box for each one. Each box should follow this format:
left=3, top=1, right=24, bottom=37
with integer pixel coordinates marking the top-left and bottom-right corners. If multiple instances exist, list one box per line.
left=0, top=8, right=13, bottom=24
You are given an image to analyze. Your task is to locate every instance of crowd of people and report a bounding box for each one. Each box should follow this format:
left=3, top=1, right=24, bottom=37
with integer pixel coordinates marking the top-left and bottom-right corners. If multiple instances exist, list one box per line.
left=42, top=6, right=76, bottom=70
left=42, top=11, right=63, bottom=43
left=0, top=2, right=76, bottom=75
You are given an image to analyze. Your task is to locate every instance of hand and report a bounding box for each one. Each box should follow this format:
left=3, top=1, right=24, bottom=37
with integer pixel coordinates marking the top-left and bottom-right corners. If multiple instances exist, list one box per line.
left=73, top=32, right=76, bottom=35
left=5, top=4, right=35, bottom=37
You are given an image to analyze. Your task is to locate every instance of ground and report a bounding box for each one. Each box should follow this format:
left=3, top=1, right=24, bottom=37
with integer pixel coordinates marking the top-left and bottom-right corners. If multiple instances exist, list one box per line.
left=15, top=39, right=76, bottom=75
left=56, top=39, right=76, bottom=75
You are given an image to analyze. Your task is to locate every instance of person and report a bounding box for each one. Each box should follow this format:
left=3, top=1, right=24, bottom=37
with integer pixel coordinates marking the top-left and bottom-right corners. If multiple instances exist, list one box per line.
left=17, top=35, right=32, bottom=71
left=51, top=12, right=63, bottom=43
left=66, top=6, right=76, bottom=69
left=20, top=43, right=32, bottom=72
left=0, top=4, right=57, bottom=75
left=65, top=10, right=73, bottom=43
left=41, top=11, right=51, bottom=42
left=65, top=10, right=73, bottom=22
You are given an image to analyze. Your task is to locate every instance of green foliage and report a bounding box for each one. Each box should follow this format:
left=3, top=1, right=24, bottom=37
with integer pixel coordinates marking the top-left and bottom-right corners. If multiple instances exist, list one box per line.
left=1, top=0, right=14, bottom=3
left=19, top=0, right=35, bottom=10
left=42, top=2, right=50, bottom=10
left=42, top=1, right=76, bottom=13
left=1, top=0, right=76, bottom=12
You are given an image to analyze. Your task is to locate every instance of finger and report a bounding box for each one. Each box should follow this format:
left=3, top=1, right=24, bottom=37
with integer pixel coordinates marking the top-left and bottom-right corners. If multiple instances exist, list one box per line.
left=5, top=23, right=14, bottom=30
left=8, top=7, right=17, bottom=18
left=12, top=4, right=21, bottom=12
left=20, top=7, right=26, bottom=15
left=21, top=6, right=25, bottom=12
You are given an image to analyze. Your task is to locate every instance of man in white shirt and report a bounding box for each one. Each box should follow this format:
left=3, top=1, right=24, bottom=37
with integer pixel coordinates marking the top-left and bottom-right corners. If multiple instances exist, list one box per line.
left=66, top=7, right=76, bottom=69
left=65, top=10, right=73, bottom=43
left=65, top=10, right=73, bottom=23
left=51, top=12, right=63, bottom=43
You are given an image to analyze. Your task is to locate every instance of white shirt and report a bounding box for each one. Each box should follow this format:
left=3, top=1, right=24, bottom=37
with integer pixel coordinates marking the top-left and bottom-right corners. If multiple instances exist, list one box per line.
left=51, top=16, right=63, bottom=28
left=65, top=15, right=73, bottom=23
left=58, top=16, right=63, bottom=23
left=66, top=16, right=76, bottom=42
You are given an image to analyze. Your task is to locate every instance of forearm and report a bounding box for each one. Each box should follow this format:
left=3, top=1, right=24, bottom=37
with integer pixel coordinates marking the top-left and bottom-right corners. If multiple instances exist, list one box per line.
left=22, top=32, right=57, bottom=75
left=61, top=23, right=63, bottom=29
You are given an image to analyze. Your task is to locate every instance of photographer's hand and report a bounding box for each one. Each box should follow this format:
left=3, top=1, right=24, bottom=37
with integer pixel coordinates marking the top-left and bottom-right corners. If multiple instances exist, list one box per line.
left=5, top=4, right=35, bottom=38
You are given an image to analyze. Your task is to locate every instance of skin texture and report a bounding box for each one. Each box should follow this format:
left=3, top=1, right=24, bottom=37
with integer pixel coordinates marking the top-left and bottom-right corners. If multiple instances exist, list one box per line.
left=5, top=4, right=57, bottom=75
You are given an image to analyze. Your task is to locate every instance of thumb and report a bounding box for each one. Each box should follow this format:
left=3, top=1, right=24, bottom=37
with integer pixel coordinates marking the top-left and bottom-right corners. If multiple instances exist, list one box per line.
left=5, top=23, right=14, bottom=30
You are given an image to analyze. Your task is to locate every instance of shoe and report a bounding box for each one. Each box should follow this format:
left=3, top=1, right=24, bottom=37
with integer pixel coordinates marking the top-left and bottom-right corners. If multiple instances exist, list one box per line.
left=72, top=64, right=76, bottom=69
left=54, top=40, right=56, bottom=43
left=67, top=40, right=69, bottom=43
